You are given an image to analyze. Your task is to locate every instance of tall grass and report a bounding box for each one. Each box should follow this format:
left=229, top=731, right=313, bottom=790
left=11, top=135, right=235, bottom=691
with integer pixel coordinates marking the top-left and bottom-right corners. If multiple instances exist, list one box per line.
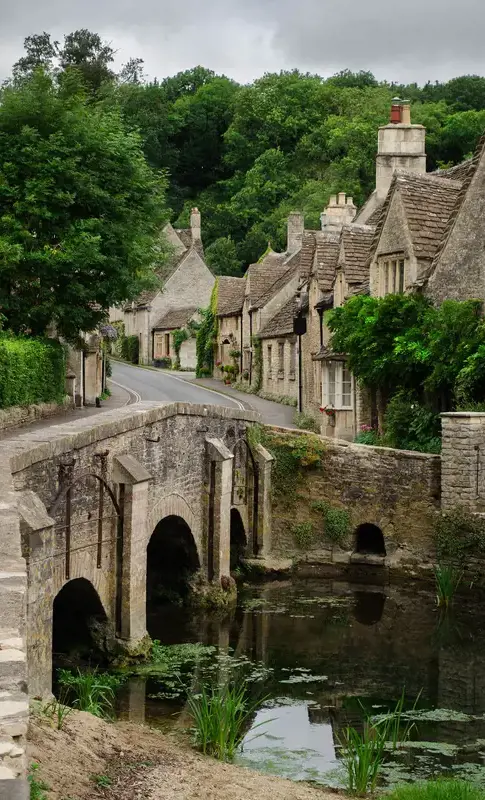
left=338, top=692, right=417, bottom=795
left=384, top=780, right=484, bottom=800
left=434, top=564, right=463, bottom=608
left=187, top=680, right=268, bottom=761
left=58, top=668, right=122, bottom=718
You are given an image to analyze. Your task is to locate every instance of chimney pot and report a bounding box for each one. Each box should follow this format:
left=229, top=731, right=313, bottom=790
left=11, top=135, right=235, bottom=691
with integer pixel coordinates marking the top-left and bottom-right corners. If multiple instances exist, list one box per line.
left=329, top=195, right=337, bottom=206
left=338, top=192, right=346, bottom=205
left=401, top=103, right=411, bottom=125
left=346, top=196, right=354, bottom=206
left=190, top=207, right=201, bottom=241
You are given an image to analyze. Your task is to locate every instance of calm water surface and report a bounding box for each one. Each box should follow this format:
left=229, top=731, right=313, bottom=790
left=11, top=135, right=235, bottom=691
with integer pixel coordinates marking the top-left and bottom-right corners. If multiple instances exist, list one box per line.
left=118, top=580, right=485, bottom=788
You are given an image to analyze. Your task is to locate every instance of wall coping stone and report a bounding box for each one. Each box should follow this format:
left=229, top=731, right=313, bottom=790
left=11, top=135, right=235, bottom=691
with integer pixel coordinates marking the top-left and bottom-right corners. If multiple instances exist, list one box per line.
left=3, top=402, right=260, bottom=474
left=441, top=412, right=485, bottom=418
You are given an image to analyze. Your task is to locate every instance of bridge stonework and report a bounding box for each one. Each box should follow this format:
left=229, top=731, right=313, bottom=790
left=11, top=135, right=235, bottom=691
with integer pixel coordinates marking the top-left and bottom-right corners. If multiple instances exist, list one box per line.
left=0, top=401, right=271, bottom=796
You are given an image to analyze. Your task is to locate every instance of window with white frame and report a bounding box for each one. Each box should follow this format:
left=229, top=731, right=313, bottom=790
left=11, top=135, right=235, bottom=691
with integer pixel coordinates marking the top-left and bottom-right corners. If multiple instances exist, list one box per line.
left=322, top=361, right=353, bottom=409
left=278, top=341, right=285, bottom=375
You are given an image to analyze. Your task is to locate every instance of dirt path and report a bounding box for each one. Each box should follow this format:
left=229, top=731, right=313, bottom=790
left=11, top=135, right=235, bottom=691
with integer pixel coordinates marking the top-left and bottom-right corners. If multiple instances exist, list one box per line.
left=29, top=710, right=337, bottom=800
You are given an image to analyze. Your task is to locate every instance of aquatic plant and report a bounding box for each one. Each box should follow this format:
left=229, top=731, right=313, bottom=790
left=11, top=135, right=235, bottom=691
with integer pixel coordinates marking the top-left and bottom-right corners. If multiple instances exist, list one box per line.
left=338, top=692, right=416, bottom=794
left=384, top=779, right=485, bottom=800
left=57, top=667, right=123, bottom=718
left=434, top=564, right=463, bottom=608
left=187, top=679, right=269, bottom=761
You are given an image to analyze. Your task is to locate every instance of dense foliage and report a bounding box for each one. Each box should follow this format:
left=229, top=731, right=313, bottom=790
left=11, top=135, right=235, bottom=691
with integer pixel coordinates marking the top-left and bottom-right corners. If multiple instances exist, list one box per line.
left=9, top=32, right=485, bottom=275
left=328, top=295, right=485, bottom=412
left=0, top=335, right=65, bottom=408
left=0, top=69, right=168, bottom=340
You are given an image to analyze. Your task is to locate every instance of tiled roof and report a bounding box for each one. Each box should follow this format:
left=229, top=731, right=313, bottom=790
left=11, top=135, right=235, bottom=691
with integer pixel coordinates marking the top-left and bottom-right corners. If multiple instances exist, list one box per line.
left=433, top=159, right=475, bottom=183
left=313, top=345, right=346, bottom=361
left=365, top=205, right=385, bottom=226
left=298, top=231, right=317, bottom=280
left=258, top=297, right=296, bottom=339
left=247, top=250, right=290, bottom=309
left=368, top=171, right=463, bottom=268
left=340, top=225, right=375, bottom=284
left=152, top=307, right=198, bottom=330
left=347, top=279, right=370, bottom=297
left=216, top=276, right=246, bottom=317
left=315, top=231, right=340, bottom=290
left=256, top=250, right=300, bottom=308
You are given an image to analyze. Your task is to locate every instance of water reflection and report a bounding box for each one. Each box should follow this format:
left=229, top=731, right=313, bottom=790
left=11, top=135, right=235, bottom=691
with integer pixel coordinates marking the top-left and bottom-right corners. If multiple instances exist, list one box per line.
left=118, top=580, right=485, bottom=788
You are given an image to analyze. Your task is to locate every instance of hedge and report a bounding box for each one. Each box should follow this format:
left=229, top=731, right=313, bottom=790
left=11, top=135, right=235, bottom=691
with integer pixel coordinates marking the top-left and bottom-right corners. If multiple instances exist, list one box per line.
left=120, top=335, right=139, bottom=364
left=0, top=336, right=66, bottom=409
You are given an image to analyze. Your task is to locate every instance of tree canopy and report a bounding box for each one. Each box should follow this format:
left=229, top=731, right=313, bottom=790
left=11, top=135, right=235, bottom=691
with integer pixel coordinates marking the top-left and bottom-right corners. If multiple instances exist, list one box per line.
left=0, top=71, right=168, bottom=340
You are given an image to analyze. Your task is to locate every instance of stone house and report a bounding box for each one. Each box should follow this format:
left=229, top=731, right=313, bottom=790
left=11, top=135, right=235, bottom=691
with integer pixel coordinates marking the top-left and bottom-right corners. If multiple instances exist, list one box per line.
left=214, top=276, right=246, bottom=375
left=111, top=209, right=215, bottom=365
left=152, top=307, right=200, bottom=369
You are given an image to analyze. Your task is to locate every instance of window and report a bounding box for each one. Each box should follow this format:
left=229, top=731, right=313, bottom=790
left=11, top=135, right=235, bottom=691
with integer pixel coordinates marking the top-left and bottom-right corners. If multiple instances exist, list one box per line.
left=165, top=333, right=170, bottom=356
left=278, top=342, right=285, bottom=375
left=322, top=361, right=353, bottom=410
left=397, top=260, right=405, bottom=293
left=378, top=257, right=406, bottom=297
left=267, top=345, right=272, bottom=377
left=289, top=341, right=296, bottom=377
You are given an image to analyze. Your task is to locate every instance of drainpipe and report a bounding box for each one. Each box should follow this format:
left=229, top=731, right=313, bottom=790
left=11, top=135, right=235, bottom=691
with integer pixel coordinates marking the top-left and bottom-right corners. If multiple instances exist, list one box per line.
left=240, top=311, right=243, bottom=376
left=298, top=334, right=303, bottom=413
left=151, top=329, right=155, bottom=363
left=318, top=309, right=324, bottom=348
left=249, top=311, right=253, bottom=385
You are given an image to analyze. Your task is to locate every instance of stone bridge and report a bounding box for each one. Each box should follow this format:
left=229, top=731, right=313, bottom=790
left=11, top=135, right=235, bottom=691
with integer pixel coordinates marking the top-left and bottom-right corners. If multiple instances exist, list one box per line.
left=0, top=401, right=273, bottom=795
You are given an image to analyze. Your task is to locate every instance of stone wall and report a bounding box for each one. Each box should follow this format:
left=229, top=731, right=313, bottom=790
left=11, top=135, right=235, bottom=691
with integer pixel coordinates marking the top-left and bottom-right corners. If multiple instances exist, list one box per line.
left=441, top=412, right=485, bottom=511
left=0, top=398, right=73, bottom=434
left=261, top=336, right=298, bottom=402
left=268, top=428, right=441, bottom=571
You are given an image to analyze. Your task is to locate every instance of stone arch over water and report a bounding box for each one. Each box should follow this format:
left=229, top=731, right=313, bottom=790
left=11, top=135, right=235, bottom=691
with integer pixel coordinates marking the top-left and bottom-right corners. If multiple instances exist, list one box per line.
left=230, top=507, right=247, bottom=570
left=146, top=515, right=200, bottom=619
left=52, top=577, right=108, bottom=683
left=354, top=523, right=386, bottom=556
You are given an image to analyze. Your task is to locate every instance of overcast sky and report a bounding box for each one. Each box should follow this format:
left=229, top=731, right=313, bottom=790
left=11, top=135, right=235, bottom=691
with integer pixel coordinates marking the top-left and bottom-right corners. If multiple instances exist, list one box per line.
left=1, top=0, right=485, bottom=85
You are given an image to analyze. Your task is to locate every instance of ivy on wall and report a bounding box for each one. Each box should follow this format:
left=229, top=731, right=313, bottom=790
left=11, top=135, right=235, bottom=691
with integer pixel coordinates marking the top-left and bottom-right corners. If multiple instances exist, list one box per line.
left=196, top=281, right=219, bottom=377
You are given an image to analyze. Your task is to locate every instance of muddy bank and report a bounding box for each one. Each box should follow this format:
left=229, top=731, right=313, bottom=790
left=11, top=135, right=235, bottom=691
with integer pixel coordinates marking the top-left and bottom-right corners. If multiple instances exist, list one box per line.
left=29, top=710, right=336, bottom=800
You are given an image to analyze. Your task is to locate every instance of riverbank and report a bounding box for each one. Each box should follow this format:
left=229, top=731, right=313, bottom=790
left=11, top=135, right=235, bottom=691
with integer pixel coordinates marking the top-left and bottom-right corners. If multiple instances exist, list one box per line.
left=29, top=709, right=337, bottom=800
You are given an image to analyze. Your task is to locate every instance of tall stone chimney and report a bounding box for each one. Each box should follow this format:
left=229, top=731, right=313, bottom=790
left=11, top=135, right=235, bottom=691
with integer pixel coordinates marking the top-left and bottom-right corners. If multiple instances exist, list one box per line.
left=287, top=211, right=304, bottom=253
left=376, top=99, right=426, bottom=201
left=320, top=193, right=357, bottom=230
left=190, top=207, right=201, bottom=243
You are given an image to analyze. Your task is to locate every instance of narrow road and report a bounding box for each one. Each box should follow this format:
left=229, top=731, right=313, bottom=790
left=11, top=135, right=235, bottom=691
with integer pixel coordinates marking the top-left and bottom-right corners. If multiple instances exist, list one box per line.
left=110, top=361, right=244, bottom=410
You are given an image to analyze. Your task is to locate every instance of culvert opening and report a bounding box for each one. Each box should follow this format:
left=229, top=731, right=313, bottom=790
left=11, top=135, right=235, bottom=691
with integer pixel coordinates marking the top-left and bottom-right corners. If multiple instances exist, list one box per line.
left=146, top=515, right=200, bottom=613
left=354, top=523, right=386, bottom=556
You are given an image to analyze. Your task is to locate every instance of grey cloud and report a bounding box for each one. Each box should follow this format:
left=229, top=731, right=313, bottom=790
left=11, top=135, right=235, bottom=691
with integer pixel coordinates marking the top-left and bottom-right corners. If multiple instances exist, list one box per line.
left=1, top=0, right=485, bottom=84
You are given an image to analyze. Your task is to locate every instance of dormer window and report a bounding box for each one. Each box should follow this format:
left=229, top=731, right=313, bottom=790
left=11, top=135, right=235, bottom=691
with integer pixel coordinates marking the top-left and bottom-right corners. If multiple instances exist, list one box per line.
left=378, top=256, right=406, bottom=297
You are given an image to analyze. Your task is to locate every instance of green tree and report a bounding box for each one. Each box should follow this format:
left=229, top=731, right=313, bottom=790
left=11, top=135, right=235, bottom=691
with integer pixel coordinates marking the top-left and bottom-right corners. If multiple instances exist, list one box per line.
left=205, top=236, right=242, bottom=276
left=0, top=71, right=168, bottom=340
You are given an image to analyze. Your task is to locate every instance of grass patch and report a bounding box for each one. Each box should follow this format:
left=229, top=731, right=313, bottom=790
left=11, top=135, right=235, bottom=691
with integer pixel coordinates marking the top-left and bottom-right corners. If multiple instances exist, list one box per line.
left=312, top=501, right=351, bottom=546
left=187, top=679, right=269, bottom=761
left=384, top=780, right=485, bottom=800
left=435, top=564, right=463, bottom=608
left=28, top=763, right=50, bottom=800
left=291, top=521, right=314, bottom=549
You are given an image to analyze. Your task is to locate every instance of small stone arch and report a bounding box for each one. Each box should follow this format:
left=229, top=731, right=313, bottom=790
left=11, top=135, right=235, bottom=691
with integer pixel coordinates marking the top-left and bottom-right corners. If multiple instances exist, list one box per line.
left=52, top=577, right=109, bottom=683
left=146, top=515, right=201, bottom=621
left=147, top=493, right=200, bottom=561
left=230, top=507, right=247, bottom=570
left=354, top=523, right=386, bottom=556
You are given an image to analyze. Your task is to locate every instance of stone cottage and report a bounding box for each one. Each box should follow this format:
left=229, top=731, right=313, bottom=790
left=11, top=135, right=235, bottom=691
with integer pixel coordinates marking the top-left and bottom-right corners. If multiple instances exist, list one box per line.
left=111, top=209, right=215, bottom=365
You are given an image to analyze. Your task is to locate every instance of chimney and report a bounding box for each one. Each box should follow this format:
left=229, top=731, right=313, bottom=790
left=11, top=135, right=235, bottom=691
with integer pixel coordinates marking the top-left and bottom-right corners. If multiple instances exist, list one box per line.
left=376, top=100, right=426, bottom=201
left=287, top=211, right=304, bottom=253
left=190, top=207, right=201, bottom=242
left=320, top=193, right=357, bottom=230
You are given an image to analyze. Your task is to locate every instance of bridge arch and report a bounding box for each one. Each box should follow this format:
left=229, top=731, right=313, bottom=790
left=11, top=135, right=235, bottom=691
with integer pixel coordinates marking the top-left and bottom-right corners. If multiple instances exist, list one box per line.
left=52, top=577, right=109, bottom=683
left=354, top=523, right=386, bottom=556
left=147, top=493, right=200, bottom=556
left=230, top=507, right=247, bottom=570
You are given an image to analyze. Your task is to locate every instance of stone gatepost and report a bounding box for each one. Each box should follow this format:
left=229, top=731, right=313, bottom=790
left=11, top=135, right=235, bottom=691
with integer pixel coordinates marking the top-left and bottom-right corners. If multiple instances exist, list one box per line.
left=112, top=455, right=152, bottom=644
left=441, top=413, right=485, bottom=512
left=254, top=443, right=274, bottom=556
left=205, top=438, right=234, bottom=582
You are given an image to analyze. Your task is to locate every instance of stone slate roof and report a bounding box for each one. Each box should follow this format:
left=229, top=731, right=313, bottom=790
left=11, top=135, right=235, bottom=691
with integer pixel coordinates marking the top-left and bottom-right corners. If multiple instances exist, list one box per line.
left=298, top=231, right=317, bottom=280
left=433, top=159, right=475, bottom=183
left=247, top=250, right=290, bottom=309
left=368, top=171, right=463, bottom=268
left=365, top=205, right=385, bottom=226
left=153, top=307, right=198, bottom=330
left=216, top=276, right=246, bottom=317
left=256, top=250, right=300, bottom=309
left=340, top=225, right=375, bottom=284
left=347, top=279, right=370, bottom=297
left=315, top=231, right=341, bottom=290
left=258, top=297, right=296, bottom=339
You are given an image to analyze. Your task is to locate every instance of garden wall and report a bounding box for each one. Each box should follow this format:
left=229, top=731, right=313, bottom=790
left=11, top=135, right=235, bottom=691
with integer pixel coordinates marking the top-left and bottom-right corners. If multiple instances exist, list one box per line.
left=261, top=427, right=441, bottom=573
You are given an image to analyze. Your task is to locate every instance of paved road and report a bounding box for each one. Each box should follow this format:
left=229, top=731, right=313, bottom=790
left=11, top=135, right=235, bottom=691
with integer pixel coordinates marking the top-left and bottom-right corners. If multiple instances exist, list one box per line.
left=110, top=361, right=243, bottom=410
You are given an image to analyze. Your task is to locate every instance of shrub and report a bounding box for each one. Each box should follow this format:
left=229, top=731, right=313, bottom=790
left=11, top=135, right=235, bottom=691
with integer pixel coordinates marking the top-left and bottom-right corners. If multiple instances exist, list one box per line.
left=120, top=335, right=139, bottom=364
left=291, top=521, right=314, bottom=549
left=383, top=392, right=441, bottom=453
left=294, top=411, right=320, bottom=432
left=355, top=425, right=382, bottom=446
left=153, top=356, right=172, bottom=368
left=434, top=506, right=485, bottom=567
left=0, top=335, right=65, bottom=409
left=312, top=501, right=351, bottom=546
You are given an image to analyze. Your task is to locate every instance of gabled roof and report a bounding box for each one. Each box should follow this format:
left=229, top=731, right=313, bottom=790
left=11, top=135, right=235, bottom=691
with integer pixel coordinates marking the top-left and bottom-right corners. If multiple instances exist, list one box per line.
left=246, top=250, right=291, bottom=309
left=153, top=307, right=198, bottom=330
left=258, top=297, right=296, bottom=339
left=216, top=276, right=246, bottom=317
left=368, top=171, right=463, bottom=268
left=314, top=231, right=340, bottom=290
left=298, top=231, right=317, bottom=281
left=340, top=225, right=375, bottom=284
left=256, top=250, right=300, bottom=309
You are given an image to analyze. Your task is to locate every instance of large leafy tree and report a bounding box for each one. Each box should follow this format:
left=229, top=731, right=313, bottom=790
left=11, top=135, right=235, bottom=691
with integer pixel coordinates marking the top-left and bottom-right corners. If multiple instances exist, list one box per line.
left=0, top=71, right=168, bottom=340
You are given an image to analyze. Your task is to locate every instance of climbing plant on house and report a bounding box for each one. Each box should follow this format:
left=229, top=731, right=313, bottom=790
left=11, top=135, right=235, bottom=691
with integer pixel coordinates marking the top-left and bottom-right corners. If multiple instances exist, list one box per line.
left=196, top=282, right=218, bottom=377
